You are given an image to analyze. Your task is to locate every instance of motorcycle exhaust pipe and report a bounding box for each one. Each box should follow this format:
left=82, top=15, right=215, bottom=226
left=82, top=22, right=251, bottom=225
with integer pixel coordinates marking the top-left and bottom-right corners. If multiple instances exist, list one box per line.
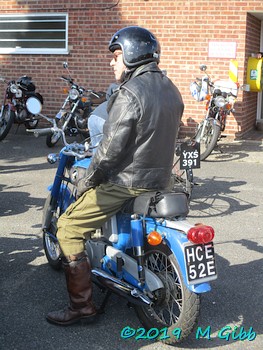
left=92, top=268, right=153, bottom=307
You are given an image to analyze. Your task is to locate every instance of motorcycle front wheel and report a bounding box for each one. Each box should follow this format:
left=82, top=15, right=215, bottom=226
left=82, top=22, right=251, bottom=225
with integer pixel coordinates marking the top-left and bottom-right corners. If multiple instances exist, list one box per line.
left=46, top=131, right=62, bottom=148
left=134, top=243, right=200, bottom=344
left=0, top=106, right=15, bottom=141
left=42, top=193, right=62, bottom=270
left=24, top=118, right=39, bottom=129
left=46, top=118, right=62, bottom=147
left=194, top=118, right=221, bottom=161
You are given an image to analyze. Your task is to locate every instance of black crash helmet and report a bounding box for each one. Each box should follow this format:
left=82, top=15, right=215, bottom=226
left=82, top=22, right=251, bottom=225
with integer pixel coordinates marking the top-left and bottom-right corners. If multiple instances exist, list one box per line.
left=17, top=76, right=36, bottom=91
left=109, top=26, right=161, bottom=69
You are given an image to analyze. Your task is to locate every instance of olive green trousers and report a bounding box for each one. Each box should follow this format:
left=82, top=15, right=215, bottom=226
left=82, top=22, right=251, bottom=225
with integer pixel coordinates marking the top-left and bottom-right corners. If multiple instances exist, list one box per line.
left=57, top=183, right=149, bottom=256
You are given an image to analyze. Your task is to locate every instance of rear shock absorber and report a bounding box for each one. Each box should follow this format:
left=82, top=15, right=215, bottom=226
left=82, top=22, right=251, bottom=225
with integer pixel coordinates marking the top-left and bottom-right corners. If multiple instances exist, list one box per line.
left=130, top=214, right=146, bottom=287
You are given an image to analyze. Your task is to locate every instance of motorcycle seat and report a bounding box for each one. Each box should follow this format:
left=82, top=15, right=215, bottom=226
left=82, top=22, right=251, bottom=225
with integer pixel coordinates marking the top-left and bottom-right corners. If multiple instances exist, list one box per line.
left=124, top=191, right=189, bottom=219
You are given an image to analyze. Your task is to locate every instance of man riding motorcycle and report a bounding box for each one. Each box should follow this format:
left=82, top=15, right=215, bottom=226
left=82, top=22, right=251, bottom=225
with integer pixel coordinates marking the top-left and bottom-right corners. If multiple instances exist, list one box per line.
left=46, top=26, right=184, bottom=326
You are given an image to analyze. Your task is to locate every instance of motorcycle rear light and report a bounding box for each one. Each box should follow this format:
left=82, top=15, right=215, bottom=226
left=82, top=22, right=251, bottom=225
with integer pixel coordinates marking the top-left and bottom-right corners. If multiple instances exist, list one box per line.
left=147, top=231, right=163, bottom=246
left=187, top=224, right=215, bottom=244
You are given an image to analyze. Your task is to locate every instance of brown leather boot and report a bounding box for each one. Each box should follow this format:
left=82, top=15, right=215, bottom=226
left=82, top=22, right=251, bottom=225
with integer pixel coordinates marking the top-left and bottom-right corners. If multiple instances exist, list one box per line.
left=46, top=252, right=97, bottom=326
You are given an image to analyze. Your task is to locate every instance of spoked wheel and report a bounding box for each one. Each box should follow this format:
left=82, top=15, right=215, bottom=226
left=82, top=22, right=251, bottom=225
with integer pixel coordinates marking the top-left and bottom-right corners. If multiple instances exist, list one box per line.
left=134, top=243, right=200, bottom=344
left=42, top=193, right=62, bottom=269
left=0, top=107, right=15, bottom=141
left=172, top=153, right=193, bottom=200
left=194, top=118, right=221, bottom=161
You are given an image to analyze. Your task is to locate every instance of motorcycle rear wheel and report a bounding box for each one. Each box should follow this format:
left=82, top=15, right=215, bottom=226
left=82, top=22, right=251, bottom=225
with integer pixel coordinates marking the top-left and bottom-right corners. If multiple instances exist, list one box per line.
left=194, top=118, right=221, bottom=161
left=134, top=243, right=200, bottom=344
left=42, top=193, right=62, bottom=270
left=0, top=107, right=15, bottom=141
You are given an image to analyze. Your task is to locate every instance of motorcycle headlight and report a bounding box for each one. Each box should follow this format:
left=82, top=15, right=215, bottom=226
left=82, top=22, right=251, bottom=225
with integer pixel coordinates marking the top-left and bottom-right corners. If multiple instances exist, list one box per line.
left=69, top=88, right=79, bottom=100
left=214, top=96, right=226, bottom=108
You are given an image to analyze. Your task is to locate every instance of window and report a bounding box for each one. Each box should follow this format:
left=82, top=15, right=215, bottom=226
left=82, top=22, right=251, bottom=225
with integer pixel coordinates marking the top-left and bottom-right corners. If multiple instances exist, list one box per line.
left=0, top=13, right=68, bottom=54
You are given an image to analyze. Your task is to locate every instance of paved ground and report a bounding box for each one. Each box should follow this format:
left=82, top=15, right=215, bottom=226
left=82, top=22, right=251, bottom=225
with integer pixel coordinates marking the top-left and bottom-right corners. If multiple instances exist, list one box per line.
left=0, top=125, right=263, bottom=350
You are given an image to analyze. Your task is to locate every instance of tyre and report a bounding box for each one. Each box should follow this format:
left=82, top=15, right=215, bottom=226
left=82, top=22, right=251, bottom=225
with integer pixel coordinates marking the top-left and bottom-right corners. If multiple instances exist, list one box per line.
left=172, top=152, right=193, bottom=200
left=24, top=118, right=39, bottom=129
left=46, top=131, right=61, bottom=147
left=42, top=193, right=62, bottom=269
left=46, top=117, right=62, bottom=147
left=0, top=106, right=15, bottom=141
left=134, top=243, right=200, bottom=344
left=194, top=118, right=221, bottom=161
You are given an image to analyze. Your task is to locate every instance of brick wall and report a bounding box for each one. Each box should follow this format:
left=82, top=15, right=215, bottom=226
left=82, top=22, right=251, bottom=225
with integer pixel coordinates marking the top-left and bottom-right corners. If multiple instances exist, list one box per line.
left=0, top=0, right=262, bottom=137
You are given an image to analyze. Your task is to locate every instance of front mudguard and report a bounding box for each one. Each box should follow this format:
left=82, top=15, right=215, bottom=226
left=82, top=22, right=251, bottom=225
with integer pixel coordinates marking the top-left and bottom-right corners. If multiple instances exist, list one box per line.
left=47, top=183, right=75, bottom=213
left=164, top=228, right=212, bottom=293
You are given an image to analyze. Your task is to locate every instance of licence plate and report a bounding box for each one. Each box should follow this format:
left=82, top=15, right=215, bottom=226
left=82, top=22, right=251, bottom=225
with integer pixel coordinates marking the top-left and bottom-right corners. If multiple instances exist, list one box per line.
left=180, top=141, right=200, bottom=170
left=184, top=242, right=217, bottom=284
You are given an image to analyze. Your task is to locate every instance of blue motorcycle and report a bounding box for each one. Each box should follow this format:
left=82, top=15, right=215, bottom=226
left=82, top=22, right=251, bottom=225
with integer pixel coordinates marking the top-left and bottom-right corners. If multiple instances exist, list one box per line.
left=33, top=124, right=217, bottom=344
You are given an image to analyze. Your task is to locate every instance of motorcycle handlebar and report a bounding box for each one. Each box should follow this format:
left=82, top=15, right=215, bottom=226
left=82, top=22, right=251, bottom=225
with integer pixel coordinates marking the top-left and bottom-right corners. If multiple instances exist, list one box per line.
left=61, top=76, right=74, bottom=84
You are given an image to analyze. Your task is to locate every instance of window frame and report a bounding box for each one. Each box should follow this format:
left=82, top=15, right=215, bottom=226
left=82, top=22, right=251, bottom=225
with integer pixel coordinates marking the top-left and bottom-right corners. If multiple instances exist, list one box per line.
left=0, top=12, right=69, bottom=54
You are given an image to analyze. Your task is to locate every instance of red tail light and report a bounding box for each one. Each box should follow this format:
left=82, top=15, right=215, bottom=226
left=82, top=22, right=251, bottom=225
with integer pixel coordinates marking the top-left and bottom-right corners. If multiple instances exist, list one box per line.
left=187, top=224, right=215, bottom=244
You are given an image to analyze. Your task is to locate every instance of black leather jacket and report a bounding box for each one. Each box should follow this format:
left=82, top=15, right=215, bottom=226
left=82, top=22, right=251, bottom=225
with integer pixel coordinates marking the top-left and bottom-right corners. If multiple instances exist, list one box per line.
left=83, top=62, right=184, bottom=191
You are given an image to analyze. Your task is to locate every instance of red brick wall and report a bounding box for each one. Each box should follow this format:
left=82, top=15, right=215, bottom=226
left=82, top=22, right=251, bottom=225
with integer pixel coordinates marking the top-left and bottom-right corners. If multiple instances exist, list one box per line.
left=0, top=0, right=262, bottom=137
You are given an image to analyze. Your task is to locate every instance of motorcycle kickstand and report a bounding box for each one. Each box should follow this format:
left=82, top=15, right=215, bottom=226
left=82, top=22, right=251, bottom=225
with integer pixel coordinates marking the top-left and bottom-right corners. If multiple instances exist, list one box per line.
left=97, top=290, right=112, bottom=314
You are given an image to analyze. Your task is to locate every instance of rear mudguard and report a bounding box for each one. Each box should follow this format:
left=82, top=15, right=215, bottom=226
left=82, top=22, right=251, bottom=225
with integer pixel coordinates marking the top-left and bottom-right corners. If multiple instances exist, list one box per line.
left=163, top=225, right=212, bottom=293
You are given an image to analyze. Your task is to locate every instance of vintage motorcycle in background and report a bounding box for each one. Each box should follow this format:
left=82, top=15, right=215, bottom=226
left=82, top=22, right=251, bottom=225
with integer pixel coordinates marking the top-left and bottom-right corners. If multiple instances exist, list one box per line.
left=46, top=62, right=106, bottom=147
left=190, top=64, right=239, bottom=161
left=30, top=121, right=217, bottom=344
left=0, top=75, right=43, bottom=141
